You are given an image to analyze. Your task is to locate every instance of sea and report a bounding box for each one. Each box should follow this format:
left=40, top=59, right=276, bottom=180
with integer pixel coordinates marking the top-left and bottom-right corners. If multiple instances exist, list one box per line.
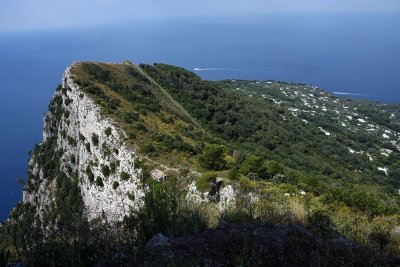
left=1, top=13, right=399, bottom=221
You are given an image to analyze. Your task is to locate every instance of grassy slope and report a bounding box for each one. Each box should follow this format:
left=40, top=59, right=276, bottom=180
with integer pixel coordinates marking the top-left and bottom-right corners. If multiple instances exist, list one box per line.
left=139, top=63, right=400, bottom=211
left=71, top=61, right=400, bottom=213
left=134, top=64, right=207, bottom=134
left=70, top=61, right=205, bottom=170
left=3, top=61, right=400, bottom=265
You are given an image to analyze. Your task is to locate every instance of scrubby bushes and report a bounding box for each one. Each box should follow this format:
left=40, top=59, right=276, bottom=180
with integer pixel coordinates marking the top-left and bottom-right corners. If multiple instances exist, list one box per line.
left=196, top=172, right=217, bottom=192
left=113, top=181, right=120, bottom=190
left=139, top=143, right=155, bottom=154
left=152, top=132, right=195, bottom=154
left=123, top=180, right=209, bottom=249
left=91, top=133, right=99, bottom=146
left=96, top=176, right=104, bottom=187
left=101, top=164, right=111, bottom=177
left=240, top=154, right=263, bottom=175
left=120, top=171, right=130, bottom=181
left=323, top=187, right=390, bottom=216
left=122, top=111, right=139, bottom=124
left=3, top=176, right=400, bottom=265
left=104, top=127, right=112, bottom=136
left=198, top=144, right=226, bottom=170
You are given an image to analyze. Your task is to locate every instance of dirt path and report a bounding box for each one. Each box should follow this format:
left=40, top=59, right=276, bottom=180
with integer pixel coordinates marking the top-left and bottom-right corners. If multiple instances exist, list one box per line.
left=142, top=156, right=180, bottom=172
left=134, top=64, right=208, bottom=135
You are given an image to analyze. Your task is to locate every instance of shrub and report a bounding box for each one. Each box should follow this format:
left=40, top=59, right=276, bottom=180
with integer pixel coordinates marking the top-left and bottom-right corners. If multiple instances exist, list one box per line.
left=120, top=171, right=130, bottom=181
left=67, top=136, right=77, bottom=146
left=369, top=216, right=394, bottom=251
left=122, top=112, right=139, bottom=124
left=110, top=162, right=116, bottom=173
left=196, top=172, right=217, bottom=192
left=238, top=177, right=255, bottom=193
left=128, top=192, right=135, bottom=201
left=88, top=173, right=95, bottom=183
left=64, top=98, right=73, bottom=106
left=198, top=144, right=226, bottom=170
left=228, top=167, right=240, bottom=180
left=86, top=166, right=94, bottom=182
left=70, top=154, right=76, bottom=164
left=85, top=85, right=106, bottom=98
left=85, top=142, right=91, bottom=152
left=104, top=127, right=112, bottom=137
left=96, top=176, right=104, bottom=187
left=123, top=181, right=208, bottom=248
left=91, top=133, right=99, bottom=146
left=133, top=122, right=147, bottom=132
left=179, top=168, right=190, bottom=178
left=307, top=210, right=337, bottom=238
left=128, top=132, right=136, bottom=140
left=112, top=181, right=120, bottom=190
left=323, top=187, right=387, bottom=215
left=140, top=144, right=155, bottom=154
left=60, top=130, right=66, bottom=139
left=101, top=143, right=111, bottom=157
left=240, top=154, right=263, bottom=175
left=101, top=165, right=110, bottom=177
left=266, top=160, right=284, bottom=177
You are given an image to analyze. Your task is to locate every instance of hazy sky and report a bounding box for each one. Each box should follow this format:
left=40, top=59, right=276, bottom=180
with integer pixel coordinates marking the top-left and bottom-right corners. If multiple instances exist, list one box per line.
left=1, top=0, right=399, bottom=32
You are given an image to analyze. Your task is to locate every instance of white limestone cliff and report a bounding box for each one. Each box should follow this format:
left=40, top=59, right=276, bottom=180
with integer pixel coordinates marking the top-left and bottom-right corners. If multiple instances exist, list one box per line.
left=23, top=64, right=145, bottom=222
left=21, top=63, right=237, bottom=224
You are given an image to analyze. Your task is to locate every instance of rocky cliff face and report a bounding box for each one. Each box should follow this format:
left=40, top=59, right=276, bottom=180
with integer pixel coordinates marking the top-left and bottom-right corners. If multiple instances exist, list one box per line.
left=23, top=64, right=145, bottom=222
left=20, top=62, right=239, bottom=226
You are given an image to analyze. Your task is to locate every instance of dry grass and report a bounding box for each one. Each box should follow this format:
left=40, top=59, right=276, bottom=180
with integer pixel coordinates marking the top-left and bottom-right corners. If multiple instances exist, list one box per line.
left=70, top=62, right=203, bottom=170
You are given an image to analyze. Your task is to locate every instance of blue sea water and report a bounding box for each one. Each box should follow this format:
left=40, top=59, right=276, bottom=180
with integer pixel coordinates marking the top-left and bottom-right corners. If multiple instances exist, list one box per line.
left=1, top=13, right=399, bottom=221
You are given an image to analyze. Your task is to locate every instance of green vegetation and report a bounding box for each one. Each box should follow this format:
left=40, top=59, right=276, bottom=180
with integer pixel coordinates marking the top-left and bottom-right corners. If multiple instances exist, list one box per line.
left=123, top=111, right=139, bottom=123
left=124, top=180, right=209, bottom=249
left=323, top=187, right=390, bottom=216
left=198, top=144, right=226, bottom=170
left=0, top=91, right=89, bottom=265
left=104, top=127, right=112, bottom=136
left=71, top=62, right=204, bottom=169
left=85, top=142, right=91, bottom=152
left=120, top=171, right=130, bottom=181
left=3, top=61, right=400, bottom=265
left=95, top=176, right=104, bottom=187
left=91, top=133, right=99, bottom=146
left=101, top=164, right=110, bottom=177
left=140, top=63, right=400, bottom=209
left=196, top=172, right=217, bottom=191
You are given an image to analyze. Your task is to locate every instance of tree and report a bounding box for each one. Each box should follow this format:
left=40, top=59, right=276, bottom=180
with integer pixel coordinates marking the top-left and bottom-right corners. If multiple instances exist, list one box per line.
left=240, top=154, right=263, bottom=176
left=198, top=144, right=226, bottom=170
left=266, top=160, right=284, bottom=177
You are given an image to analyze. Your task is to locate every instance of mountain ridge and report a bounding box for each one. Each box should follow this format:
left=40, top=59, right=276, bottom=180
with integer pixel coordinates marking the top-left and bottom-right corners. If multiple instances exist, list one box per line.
left=1, top=61, right=400, bottom=265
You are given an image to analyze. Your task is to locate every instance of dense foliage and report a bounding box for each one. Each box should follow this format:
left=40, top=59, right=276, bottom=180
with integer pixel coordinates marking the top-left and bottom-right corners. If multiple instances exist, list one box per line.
left=141, top=63, right=400, bottom=213
left=2, top=61, right=400, bottom=265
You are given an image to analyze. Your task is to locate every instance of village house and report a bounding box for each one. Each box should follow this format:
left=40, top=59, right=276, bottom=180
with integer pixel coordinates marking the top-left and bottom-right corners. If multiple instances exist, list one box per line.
left=150, top=169, right=167, bottom=182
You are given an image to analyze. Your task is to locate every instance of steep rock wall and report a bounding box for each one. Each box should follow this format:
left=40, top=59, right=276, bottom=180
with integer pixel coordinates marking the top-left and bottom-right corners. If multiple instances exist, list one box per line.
left=23, top=64, right=145, bottom=222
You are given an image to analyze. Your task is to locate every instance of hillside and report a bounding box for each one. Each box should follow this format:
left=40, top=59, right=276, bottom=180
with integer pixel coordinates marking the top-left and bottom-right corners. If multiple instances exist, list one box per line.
left=1, top=61, right=400, bottom=266
left=141, top=63, right=400, bottom=210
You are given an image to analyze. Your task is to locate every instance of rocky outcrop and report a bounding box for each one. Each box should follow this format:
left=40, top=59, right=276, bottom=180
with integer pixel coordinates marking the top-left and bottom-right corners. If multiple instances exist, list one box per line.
left=145, top=233, right=170, bottom=249
left=186, top=180, right=236, bottom=210
left=23, top=64, right=145, bottom=222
